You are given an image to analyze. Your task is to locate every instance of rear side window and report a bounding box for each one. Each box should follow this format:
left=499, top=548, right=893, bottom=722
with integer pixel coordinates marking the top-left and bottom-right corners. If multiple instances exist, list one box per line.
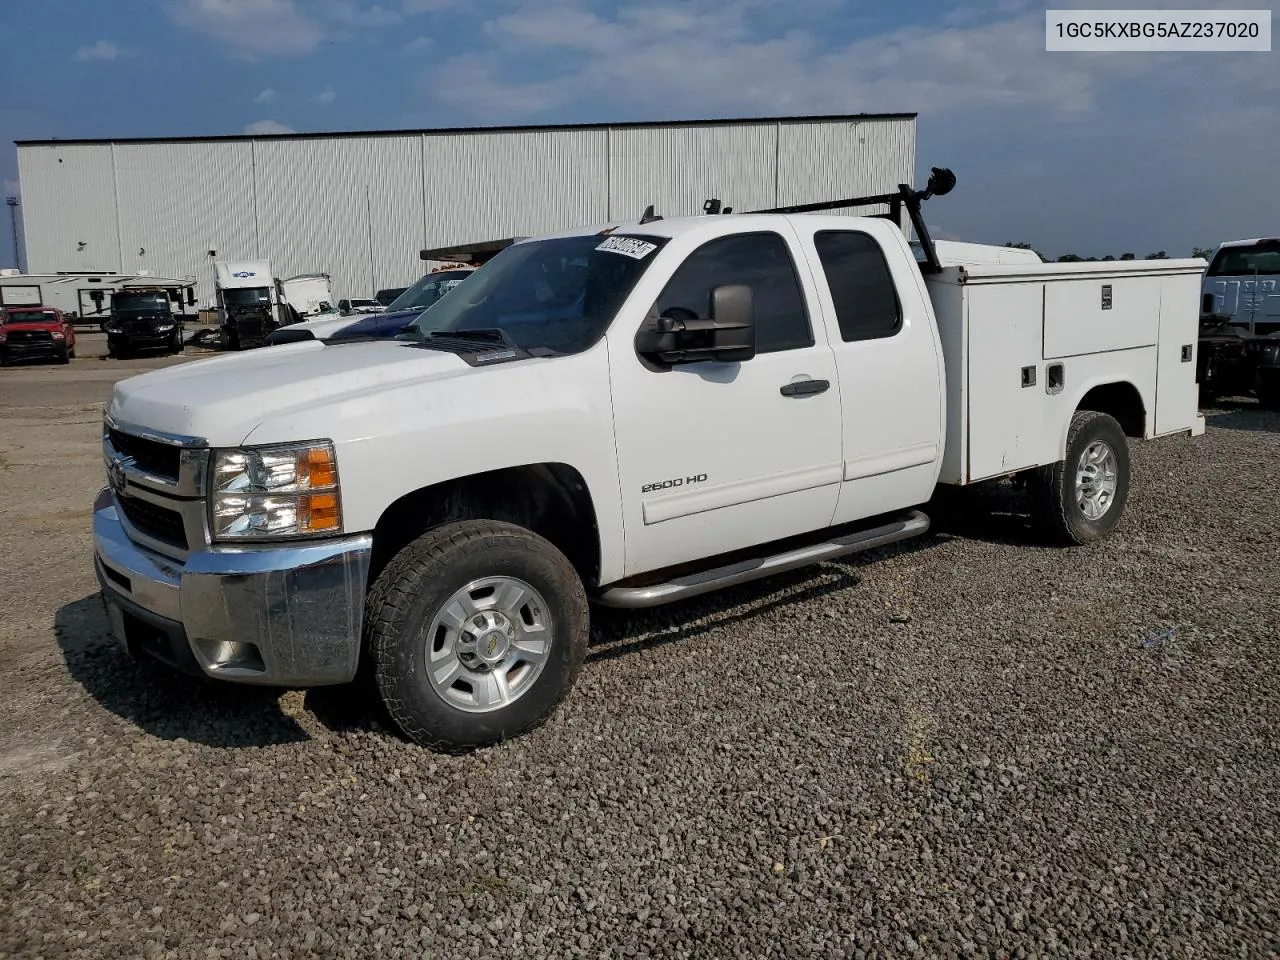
left=813, top=231, right=902, bottom=342
left=654, top=232, right=813, bottom=353
left=1206, top=241, right=1280, bottom=277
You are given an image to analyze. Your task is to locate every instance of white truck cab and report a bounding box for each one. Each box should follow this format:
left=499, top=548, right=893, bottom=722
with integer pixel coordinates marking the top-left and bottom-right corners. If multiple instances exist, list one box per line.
left=94, top=169, right=1205, bottom=752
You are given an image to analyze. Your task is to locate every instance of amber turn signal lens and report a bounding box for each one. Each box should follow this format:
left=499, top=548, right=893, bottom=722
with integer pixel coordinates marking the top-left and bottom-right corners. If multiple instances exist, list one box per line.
left=299, top=492, right=341, bottom=532
left=303, top=446, right=338, bottom=489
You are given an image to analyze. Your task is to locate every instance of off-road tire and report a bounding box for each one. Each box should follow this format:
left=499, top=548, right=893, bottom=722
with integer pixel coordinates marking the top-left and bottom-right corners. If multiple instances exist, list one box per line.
left=225, top=330, right=240, bottom=352
left=68, top=346, right=76, bottom=360
left=1027, top=410, right=1131, bottom=546
left=56, top=347, right=70, bottom=365
left=1257, top=384, right=1280, bottom=411
left=366, top=520, right=589, bottom=753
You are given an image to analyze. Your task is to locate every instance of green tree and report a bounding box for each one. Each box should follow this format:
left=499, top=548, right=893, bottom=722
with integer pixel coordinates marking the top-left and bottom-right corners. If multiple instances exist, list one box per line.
left=1146, top=251, right=1169, bottom=259
left=1057, top=253, right=1084, bottom=262
left=1102, top=255, right=1116, bottom=261
left=1120, top=253, right=1136, bottom=261
left=1192, top=247, right=1214, bottom=259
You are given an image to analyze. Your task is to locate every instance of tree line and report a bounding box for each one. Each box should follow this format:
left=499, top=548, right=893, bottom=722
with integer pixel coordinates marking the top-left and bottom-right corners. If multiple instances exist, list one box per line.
left=1004, top=242, right=1215, bottom=262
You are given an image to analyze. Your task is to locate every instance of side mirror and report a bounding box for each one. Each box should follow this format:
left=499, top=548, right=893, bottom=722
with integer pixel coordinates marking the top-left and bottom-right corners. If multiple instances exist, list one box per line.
left=635, top=284, right=756, bottom=366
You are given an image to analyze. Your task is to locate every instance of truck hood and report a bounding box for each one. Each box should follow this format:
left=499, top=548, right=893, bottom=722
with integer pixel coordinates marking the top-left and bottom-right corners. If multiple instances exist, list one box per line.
left=107, top=339, right=474, bottom=446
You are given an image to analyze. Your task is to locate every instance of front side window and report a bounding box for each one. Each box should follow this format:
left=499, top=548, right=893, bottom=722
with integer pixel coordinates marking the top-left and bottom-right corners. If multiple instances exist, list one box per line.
left=411, top=234, right=668, bottom=356
left=654, top=232, right=812, bottom=353
left=813, top=231, right=902, bottom=342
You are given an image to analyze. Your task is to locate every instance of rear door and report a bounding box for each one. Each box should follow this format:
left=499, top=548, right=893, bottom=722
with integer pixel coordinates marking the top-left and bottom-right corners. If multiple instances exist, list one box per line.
left=608, top=226, right=843, bottom=576
left=792, top=222, right=945, bottom=522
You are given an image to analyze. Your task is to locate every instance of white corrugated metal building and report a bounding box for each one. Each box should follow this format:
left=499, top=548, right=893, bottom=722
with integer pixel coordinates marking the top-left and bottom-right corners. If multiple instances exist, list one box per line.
left=15, top=113, right=916, bottom=306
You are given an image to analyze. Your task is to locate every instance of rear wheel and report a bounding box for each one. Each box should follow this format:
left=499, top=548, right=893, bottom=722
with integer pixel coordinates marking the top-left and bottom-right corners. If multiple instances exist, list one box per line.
left=366, top=520, right=589, bottom=753
left=1027, top=410, right=1131, bottom=546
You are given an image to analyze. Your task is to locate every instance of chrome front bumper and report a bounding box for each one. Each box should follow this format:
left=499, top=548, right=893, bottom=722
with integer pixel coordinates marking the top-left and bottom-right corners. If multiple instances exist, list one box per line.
left=93, top=487, right=373, bottom=686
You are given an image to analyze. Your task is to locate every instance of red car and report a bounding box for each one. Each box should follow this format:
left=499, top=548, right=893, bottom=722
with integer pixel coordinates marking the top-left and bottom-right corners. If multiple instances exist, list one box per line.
left=0, top=306, right=77, bottom=366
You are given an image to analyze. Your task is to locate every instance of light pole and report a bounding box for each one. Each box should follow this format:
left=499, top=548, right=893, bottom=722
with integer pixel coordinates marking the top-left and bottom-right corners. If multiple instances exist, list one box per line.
left=4, top=196, right=20, bottom=273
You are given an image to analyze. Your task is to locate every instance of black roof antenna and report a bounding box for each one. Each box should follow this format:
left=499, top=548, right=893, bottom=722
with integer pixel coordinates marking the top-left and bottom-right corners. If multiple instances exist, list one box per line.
left=639, top=204, right=662, bottom=224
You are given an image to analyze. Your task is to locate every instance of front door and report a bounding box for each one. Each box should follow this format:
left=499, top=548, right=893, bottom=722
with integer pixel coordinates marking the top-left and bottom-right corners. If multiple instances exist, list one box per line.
left=608, top=227, right=843, bottom=577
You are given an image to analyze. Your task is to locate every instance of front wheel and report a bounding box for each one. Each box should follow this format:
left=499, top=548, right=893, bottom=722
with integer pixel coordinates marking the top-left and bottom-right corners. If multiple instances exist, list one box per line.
left=366, top=520, right=589, bottom=752
left=1027, top=410, right=1131, bottom=546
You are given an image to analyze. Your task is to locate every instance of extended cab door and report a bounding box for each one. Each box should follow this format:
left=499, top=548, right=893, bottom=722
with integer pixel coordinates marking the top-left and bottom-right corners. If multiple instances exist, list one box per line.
left=791, top=220, right=945, bottom=524
left=607, top=224, right=843, bottom=577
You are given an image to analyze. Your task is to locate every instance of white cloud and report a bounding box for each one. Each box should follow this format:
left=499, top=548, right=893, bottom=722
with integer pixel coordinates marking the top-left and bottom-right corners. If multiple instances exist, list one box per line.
left=244, top=119, right=296, bottom=134
left=74, top=40, right=121, bottom=62
left=170, top=0, right=440, bottom=56
left=402, top=35, right=432, bottom=54
left=401, top=0, right=456, bottom=12
left=169, top=0, right=324, bottom=57
left=314, top=87, right=337, bottom=105
left=319, top=0, right=402, bottom=26
left=255, top=88, right=279, bottom=103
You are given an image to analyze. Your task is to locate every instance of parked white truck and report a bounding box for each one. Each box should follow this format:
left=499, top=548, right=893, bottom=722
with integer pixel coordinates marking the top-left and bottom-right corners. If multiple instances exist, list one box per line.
left=94, top=169, right=1205, bottom=752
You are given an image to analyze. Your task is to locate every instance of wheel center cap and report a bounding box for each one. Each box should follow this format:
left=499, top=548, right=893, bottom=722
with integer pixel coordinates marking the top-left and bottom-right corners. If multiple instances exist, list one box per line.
left=475, top=628, right=512, bottom=665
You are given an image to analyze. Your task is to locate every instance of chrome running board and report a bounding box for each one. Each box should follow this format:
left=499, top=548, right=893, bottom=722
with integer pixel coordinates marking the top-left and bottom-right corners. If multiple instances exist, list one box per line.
left=596, top=510, right=930, bottom=609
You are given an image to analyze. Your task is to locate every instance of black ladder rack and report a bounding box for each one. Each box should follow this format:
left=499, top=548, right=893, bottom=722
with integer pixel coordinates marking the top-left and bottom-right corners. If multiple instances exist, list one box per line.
left=701, top=166, right=957, bottom=275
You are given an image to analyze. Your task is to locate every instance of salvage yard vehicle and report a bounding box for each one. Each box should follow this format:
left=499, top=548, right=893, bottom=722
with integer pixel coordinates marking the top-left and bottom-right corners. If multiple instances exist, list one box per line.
left=93, top=168, right=1206, bottom=752
left=1196, top=237, right=1280, bottom=407
left=103, top=288, right=185, bottom=358
left=265, top=267, right=476, bottom=345
left=0, top=305, right=76, bottom=365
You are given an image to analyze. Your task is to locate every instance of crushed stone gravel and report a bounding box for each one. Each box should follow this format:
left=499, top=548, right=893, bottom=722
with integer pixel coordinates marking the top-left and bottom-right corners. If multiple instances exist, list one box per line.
left=1, top=385, right=1278, bottom=959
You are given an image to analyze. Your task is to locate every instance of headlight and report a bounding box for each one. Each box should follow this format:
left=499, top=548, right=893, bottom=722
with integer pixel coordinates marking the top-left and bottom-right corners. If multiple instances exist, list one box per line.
left=209, top=441, right=342, bottom=541
left=156, top=324, right=174, bottom=332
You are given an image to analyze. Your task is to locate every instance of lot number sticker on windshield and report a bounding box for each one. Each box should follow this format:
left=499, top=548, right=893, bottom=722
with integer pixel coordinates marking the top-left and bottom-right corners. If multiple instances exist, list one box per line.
left=596, top=236, right=658, bottom=259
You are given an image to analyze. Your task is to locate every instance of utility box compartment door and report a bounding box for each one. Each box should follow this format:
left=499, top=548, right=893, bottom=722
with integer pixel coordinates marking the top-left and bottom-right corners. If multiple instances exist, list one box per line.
left=1043, top=276, right=1161, bottom=359
left=1154, top=272, right=1202, bottom=436
left=966, top=283, right=1046, bottom=481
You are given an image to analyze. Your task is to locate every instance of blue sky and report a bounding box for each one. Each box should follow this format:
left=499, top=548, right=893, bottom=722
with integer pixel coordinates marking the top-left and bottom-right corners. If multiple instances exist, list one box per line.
left=1, top=0, right=1276, bottom=268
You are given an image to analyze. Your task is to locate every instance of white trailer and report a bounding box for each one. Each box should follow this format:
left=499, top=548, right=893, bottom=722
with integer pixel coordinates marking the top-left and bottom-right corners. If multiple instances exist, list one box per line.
left=0, top=271, right=196, bottom=326
left=278, top=273, right=336, bottom=322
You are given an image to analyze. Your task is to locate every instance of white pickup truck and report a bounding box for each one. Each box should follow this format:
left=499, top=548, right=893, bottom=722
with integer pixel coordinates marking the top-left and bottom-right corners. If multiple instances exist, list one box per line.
left=93, top=170, right=1205, bottom=752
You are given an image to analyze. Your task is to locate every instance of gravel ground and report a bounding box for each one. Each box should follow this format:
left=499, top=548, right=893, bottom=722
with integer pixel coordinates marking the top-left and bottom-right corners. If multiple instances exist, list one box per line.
left=1, top=354, right=1278, bottom=959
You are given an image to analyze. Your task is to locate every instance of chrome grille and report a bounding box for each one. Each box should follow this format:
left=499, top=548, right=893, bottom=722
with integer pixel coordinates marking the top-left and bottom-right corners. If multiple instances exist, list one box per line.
left=107, top=426, right=182, bottom=482
left=117, top=493, right=189, bottom=550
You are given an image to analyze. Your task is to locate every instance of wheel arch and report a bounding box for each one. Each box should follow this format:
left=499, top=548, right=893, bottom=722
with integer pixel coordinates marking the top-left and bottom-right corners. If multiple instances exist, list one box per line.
left=367, top=462, right=603, bottom=590
left=1059, top=378, right=1147, bottom=457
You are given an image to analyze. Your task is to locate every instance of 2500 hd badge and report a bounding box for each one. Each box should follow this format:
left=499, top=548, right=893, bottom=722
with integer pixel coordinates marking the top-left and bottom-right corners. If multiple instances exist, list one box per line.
left=640, top=473, right=708, bottom=494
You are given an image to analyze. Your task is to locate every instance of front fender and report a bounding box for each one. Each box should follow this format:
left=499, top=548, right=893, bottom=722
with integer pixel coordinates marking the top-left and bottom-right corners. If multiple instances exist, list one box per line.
left=242, top=344, right=627, bottom=584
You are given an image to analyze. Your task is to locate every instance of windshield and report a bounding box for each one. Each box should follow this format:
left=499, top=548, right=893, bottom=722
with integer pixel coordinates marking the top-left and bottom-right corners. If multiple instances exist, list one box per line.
left=4, top=310, right=57, bottom=325
left=410, top=235, right=667, bottom=355
left=1207, top=241, right=1280, bottom=277
left=114, top=293, right=170, bottom=314
left=223, top=287, right=271, bottom=307
left=385, top=271, right=474, bottom=312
